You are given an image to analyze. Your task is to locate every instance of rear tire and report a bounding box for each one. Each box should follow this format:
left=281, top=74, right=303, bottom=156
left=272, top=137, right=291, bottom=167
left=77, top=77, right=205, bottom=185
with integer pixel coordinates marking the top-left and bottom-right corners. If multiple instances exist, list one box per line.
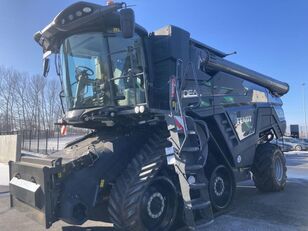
left=295, top=145, right=302, bottom=151
left=108, top=128, right=178, bottom=231
left=252, top=143, right=287, bottom=192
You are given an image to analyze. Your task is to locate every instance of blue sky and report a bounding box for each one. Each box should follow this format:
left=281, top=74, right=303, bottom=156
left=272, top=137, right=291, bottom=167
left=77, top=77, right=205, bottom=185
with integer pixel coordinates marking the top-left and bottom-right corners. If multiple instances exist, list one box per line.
left=0, top=0, right=307, bottom=125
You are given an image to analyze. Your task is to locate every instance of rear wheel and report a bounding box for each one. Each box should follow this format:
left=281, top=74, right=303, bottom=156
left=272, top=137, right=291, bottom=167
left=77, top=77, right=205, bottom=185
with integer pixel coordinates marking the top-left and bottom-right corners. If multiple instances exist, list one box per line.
left=252, top=143, right=287, bottom=192
left=208, top=164, right=235, bottom=212
left=108, top=128, right=178, bottom=231
left=140, top=177, right=178, bottom=230
left=295, top=145, right=302, bottom=151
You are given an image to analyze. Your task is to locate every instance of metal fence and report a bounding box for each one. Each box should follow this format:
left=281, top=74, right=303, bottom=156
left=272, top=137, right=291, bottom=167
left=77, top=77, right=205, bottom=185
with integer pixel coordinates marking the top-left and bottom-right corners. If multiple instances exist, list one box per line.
left=0, top=127, right=87, bottom=155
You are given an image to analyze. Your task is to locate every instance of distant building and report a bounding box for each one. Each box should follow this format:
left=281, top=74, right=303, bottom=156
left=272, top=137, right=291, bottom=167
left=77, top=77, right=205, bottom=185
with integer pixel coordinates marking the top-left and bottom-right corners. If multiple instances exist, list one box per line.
left=290, top=124, right=299, bottom=138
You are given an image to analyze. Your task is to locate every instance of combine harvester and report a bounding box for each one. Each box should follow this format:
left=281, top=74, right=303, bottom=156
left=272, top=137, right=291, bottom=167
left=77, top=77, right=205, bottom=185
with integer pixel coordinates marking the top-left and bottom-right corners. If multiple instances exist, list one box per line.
left=9, top=1, right=289, bottom=230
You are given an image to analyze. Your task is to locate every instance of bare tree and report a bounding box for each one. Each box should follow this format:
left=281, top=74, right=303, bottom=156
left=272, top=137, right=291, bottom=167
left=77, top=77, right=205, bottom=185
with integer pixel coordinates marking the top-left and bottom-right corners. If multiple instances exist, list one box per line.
left=0, top=67, right=16, bottom=131
left=0, top=66, right=62, bottom=134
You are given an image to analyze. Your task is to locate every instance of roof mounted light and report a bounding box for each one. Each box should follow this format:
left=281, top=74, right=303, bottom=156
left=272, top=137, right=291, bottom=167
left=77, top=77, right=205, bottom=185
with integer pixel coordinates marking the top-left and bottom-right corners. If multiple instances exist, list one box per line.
left=82, top=7, right=92, bottom=13
left=68, top=14, right=74, bottom=21
left=76, top=11, right=82, bottom=17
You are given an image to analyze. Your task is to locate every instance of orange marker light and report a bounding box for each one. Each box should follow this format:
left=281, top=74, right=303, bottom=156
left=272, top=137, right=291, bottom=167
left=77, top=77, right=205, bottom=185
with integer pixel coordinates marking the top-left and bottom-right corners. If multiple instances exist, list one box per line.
left=61, top=125, right=67, bottom=136
left=106, top=0, right=114, bottom=5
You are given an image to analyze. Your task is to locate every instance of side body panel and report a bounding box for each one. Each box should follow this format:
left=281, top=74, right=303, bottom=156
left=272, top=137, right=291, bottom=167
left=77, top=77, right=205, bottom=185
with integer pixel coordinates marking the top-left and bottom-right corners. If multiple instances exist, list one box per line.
left=150, top=25, right=287, bottom=168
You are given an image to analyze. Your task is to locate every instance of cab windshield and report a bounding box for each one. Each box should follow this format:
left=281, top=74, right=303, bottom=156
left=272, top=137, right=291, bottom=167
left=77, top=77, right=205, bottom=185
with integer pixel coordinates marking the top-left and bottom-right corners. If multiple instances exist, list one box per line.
left=60, top=32, right=146, bottom=110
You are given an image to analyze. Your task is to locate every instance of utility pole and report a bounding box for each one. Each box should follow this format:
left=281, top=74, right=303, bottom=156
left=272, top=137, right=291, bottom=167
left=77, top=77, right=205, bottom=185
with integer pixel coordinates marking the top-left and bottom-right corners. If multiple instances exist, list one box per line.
left=303, top=83, right=308, bottom=138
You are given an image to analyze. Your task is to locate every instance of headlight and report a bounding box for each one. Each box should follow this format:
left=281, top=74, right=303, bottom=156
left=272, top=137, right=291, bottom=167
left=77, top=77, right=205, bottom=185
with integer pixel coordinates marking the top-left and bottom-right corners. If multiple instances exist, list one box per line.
left=134, top=106, right=140, bottom=114
left=139, top=105, right=145, bottom=113
left=83, top=7, right=92, bottom=13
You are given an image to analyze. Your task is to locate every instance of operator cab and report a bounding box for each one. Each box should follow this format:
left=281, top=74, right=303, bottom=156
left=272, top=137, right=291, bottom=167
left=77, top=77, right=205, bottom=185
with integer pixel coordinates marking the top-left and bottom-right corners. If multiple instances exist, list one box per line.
left=60, top=32, right=146, bottom=110
left=36, top=2, right=149, bottom=127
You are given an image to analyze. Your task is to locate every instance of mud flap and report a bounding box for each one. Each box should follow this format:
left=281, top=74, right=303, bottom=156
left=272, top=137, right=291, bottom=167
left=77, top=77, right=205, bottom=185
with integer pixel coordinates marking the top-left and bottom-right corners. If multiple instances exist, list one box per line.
left=9, top=158, right=63, bottom=228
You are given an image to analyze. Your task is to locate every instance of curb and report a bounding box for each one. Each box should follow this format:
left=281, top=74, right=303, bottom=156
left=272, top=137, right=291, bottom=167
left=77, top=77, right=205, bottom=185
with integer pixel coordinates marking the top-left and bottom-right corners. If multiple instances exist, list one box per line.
left=0, top=185, right=9, bottom=194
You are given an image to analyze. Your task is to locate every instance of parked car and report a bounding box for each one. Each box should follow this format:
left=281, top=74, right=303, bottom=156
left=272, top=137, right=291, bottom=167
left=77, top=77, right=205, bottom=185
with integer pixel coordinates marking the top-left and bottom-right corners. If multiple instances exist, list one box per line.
left=276, top=137, right=308, bottom=151
left=299, top=138, right=308, bottom=144
left=273, top=140, right=294, bottom=152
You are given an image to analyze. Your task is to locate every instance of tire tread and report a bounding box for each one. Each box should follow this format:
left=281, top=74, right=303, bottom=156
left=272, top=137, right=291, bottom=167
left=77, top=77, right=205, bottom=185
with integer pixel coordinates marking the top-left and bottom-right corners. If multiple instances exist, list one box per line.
left=252, top=143, right=287, bottom=192
left=108, top=127, right=172, bottom=230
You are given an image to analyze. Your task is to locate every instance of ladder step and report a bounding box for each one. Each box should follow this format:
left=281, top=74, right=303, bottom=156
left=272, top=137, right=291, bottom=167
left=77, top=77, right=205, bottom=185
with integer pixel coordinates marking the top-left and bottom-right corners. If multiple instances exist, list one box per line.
left=221, top=120, right=228, bottom=125
left=187, top=130, right=197, bottom=135
left=196, top=219, right=214, bottom=230
left=225, top=127, right=233, bottom=132
left=182, top=146, right=200, bottom=152
left=189, top=182, right=207, bottom=190
left=167, top=124, right=176, bottom=130
left=191, top=200, right=211, bottom=210
left=185, top=164, right=204, bottom=172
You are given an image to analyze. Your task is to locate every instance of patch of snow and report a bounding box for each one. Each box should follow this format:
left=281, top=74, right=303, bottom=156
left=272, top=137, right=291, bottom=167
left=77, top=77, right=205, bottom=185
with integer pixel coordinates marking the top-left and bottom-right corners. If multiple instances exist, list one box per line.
left=0, top=163, right=9, bottom=186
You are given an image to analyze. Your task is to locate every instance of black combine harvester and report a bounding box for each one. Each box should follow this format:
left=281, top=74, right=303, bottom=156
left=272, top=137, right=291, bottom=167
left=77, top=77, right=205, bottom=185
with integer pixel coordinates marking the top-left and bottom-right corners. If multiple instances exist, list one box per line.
left=9, top=1, right=289, bottom=230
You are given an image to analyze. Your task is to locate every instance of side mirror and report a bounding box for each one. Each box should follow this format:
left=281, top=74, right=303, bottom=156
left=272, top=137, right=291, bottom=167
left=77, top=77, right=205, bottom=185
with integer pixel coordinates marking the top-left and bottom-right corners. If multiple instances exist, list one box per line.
left=120, top=8, right=135, bottom=38
left=43, top=58, right=50, bottom=77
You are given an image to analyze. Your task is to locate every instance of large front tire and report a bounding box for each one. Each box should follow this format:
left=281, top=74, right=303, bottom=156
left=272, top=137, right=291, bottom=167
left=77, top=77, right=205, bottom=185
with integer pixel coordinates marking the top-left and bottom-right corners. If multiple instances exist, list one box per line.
left=252, top=143, right=287, bottom=192
left=108, top=128, right=178, bottom=231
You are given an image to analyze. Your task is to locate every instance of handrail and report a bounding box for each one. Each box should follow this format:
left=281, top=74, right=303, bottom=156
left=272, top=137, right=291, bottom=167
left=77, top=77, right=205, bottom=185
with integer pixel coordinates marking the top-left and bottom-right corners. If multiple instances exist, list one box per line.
left=170, top=59, right=204, bottom=153
left=174, top=59, right=189, bottom=152
left=190, top=62, right=202, bottom=108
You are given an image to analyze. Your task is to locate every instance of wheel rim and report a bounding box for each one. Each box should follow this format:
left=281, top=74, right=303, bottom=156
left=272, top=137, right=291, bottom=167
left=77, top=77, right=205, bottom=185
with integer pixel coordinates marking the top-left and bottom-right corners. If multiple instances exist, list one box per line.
left=214, top=176, right=225, bottom=197
left=140, top=177, right=178, bottom=230
left=210, top=165, right=234, bottom=210
left=295, top=145, right=302, bottom=151
left=274, top=156, right=284, bottom=182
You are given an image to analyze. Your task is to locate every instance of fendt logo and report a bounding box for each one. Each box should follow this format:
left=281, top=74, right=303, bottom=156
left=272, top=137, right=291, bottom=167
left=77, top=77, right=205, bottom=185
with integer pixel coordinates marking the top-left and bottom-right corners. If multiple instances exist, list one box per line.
left=235, top=115, right=252, bottom=127
left=182, top=89, right=198, bottom=98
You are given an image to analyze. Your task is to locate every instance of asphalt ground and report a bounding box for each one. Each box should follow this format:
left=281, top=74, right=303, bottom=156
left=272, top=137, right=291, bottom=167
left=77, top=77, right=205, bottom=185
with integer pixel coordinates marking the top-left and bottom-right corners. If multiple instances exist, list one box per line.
left=1, top=152, right=308, bottom=231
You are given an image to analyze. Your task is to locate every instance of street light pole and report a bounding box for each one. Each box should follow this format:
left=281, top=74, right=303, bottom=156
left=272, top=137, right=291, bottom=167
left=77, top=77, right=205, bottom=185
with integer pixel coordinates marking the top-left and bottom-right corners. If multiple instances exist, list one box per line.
left=303, top=83, right=308, bottom=138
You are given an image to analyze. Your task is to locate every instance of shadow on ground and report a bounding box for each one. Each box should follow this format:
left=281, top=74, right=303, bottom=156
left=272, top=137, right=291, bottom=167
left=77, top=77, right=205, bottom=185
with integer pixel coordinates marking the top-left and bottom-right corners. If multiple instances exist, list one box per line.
left=0, top=185, right=9, bottom=193
left=63, top=226, right=113, bottom=231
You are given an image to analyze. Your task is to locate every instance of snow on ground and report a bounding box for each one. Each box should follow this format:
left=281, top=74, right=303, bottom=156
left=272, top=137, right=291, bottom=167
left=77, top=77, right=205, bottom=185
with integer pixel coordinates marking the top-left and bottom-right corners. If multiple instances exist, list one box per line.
left=284, top=151, right=308, bottom=180
left=285, top=151, right=308, bottom=155
left=0, top=163, right=9, bottom=186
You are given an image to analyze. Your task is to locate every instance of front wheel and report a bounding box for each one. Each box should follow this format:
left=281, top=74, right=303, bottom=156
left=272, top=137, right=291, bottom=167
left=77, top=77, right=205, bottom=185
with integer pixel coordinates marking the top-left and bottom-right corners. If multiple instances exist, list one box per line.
left=252, top=143, right=287, bottom=192
left=108, top=128, right=178, bottom=231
